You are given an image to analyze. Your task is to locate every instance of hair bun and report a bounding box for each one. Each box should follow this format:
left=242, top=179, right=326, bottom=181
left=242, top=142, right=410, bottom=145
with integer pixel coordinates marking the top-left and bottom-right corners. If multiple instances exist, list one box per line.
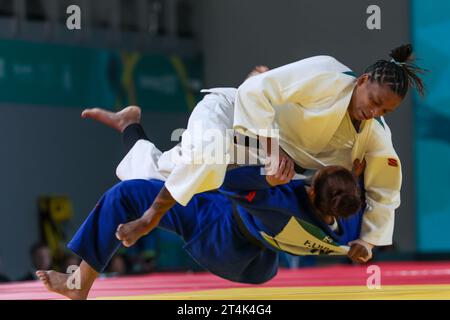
left=331, top=193, right=361, bottom=218
left=389, top=44, right=413, bottom=63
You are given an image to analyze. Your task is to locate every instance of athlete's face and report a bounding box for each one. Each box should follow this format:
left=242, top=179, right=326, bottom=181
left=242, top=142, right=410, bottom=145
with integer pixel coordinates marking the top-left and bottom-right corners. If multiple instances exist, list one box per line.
left=348, top=74, right=403, bottom=121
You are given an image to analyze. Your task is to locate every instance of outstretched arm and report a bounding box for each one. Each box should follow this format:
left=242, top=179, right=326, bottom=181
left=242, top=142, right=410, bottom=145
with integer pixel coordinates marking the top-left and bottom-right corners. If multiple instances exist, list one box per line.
left=347, top=119, right=401, bottom=263
left=360, top=121, right=401, bottom=247
left=116, top=185, right=176, bottom=247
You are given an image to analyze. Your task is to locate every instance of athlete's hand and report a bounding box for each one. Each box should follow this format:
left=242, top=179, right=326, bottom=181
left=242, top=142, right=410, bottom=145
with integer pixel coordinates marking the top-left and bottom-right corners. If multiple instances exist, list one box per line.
left=347, top=239, right=374, bottom=264
left=265, top=148, right=295, bottom=186
left=352, top=158, right=366, bottom=178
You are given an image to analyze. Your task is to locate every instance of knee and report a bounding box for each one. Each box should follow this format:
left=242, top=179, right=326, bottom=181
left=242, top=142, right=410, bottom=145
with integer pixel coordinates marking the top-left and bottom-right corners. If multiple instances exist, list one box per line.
left=107, top=180, right=147, bottom=202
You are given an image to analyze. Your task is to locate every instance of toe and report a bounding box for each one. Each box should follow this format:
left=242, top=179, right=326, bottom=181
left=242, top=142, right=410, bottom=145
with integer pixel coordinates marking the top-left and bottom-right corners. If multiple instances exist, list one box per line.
left=36, top=270, right=46, bottom=278
left=36, top=271, right=49, bottom=283
left=81, top=109, right=91, bottom=117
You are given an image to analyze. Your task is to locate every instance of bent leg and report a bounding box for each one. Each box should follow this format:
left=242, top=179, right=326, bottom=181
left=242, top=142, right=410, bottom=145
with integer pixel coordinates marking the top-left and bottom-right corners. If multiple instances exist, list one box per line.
left=117, top=93, right=235, bottom=205
left=38, top=179, right=213, bottom=300
left=67, top=179, right=166, bottom=273
left=67, top=179, right=211, bottom=273
left=165, top=93, right=235, bottom=205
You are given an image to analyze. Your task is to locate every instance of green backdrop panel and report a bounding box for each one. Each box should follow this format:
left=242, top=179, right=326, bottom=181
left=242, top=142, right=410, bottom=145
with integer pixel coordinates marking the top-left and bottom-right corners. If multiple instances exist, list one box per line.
left=0, top=39, right=202, bottom=111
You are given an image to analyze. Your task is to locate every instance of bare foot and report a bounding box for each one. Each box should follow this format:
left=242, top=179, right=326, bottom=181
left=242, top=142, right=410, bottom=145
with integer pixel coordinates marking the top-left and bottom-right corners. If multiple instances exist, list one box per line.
left=116, top=218, right=150, bottom=247
left=36, top=270, right=88, bottom=300
left=81, top=106, right=141, bottom=132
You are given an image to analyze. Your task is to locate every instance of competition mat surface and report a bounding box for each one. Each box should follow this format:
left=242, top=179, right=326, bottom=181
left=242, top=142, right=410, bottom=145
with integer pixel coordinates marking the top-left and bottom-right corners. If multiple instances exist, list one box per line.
left=2, top=261, right=450, bottom=300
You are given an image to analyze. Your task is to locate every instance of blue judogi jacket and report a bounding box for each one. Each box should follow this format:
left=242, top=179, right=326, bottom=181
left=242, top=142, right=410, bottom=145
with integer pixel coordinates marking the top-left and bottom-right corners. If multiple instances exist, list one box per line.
left=68, top=166, right=363, bottom=285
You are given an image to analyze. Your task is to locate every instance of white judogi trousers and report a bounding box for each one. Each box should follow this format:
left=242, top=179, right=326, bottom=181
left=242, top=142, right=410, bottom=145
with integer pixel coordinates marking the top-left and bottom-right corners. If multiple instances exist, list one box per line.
left=116, top=88, right=239, bottom=206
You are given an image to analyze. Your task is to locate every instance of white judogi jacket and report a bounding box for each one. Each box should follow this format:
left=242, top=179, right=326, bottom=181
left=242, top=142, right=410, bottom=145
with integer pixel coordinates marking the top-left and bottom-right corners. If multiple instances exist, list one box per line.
left=117, top=55, right=401, bottom=247
left=232, top=55, right=401, bottom=246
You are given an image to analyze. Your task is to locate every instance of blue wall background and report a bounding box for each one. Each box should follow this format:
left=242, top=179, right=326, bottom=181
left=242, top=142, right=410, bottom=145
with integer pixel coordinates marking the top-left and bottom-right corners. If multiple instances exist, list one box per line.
left=412, top=0, right=450, bottom=251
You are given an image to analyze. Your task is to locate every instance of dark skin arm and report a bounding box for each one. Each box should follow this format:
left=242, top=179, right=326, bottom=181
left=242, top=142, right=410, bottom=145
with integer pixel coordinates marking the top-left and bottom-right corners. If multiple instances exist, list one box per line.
left=140, top=186, right=176, bottom=234
left=347, top=158, right=375, bottom=264
left=247, top=65, right=296, bottom=181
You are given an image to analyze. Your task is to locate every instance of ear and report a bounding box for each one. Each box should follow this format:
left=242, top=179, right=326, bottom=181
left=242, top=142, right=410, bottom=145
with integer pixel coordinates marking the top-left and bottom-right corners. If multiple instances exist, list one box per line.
left=356, top=73, right=370, bottom=86
left=307, top=187, right=316, bottom=202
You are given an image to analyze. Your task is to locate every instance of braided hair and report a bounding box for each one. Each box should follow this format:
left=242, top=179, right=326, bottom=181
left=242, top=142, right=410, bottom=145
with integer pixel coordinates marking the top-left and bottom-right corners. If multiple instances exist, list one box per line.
left=364, top=44, right=427, bottom=97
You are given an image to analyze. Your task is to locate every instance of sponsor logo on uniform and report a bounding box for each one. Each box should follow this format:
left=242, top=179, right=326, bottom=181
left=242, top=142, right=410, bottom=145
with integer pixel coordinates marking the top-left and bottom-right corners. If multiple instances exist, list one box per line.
left=387, top=158, right=398, bottom=167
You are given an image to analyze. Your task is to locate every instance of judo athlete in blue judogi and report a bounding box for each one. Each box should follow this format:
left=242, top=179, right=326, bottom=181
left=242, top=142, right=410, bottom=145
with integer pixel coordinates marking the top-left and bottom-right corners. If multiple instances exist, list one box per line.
left=36, top=156, right=364, bottom=299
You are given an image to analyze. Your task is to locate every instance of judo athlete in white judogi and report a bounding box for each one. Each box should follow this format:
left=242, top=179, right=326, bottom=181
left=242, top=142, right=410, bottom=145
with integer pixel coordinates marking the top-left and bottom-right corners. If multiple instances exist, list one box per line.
left=82, top=44, right=425, bottom=263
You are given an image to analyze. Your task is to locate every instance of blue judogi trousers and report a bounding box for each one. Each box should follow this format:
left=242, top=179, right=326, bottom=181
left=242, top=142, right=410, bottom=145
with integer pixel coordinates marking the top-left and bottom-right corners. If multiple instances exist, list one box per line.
left=67, top=179, right=278, bottom=284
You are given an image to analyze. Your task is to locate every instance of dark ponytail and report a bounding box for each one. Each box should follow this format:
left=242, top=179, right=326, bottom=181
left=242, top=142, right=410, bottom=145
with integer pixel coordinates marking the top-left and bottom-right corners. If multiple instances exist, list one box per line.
left=365, top=43, right=427, bottom=97
left=312, top=166, right=361, bottom=218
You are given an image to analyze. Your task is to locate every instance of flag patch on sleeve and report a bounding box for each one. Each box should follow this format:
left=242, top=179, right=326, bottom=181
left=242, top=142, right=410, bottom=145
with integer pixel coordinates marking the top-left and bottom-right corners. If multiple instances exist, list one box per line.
left=388, top=158, right=398, bottom=167
left=245, top=191, right=256, bottom=202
